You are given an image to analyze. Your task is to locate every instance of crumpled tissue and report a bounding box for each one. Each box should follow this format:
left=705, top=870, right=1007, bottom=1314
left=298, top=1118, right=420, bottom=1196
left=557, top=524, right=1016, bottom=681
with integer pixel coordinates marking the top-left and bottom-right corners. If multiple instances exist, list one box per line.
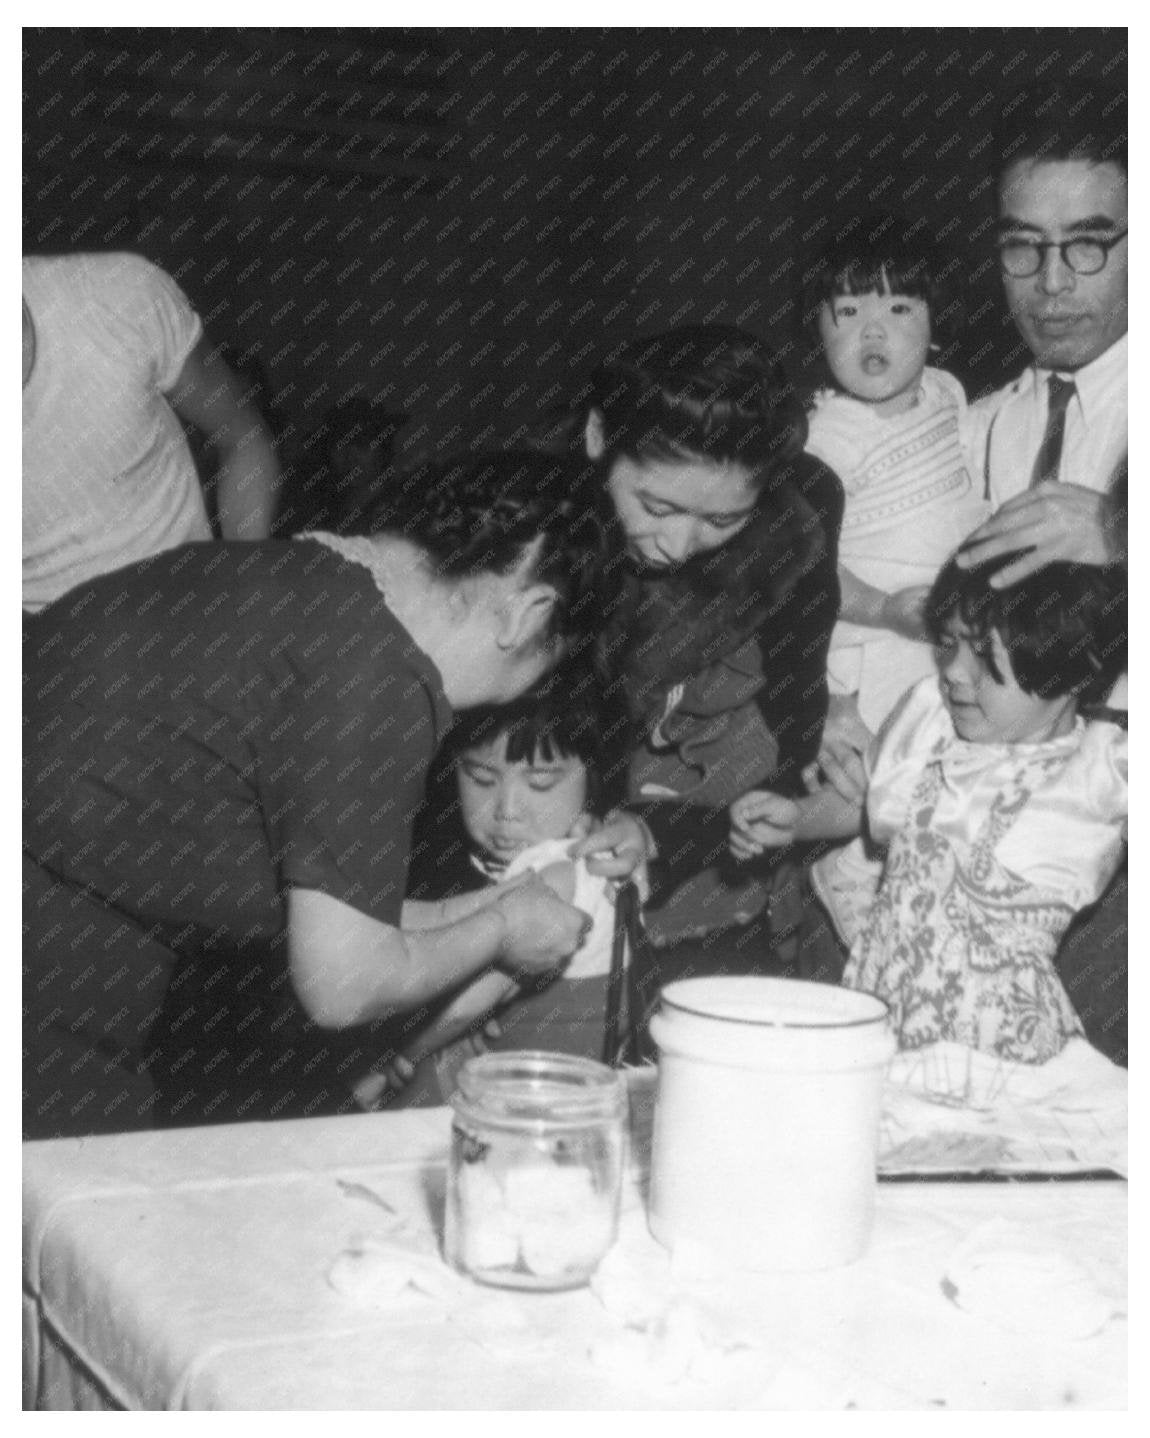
left=587, top=1210, right=757, bottom=1385
left=942, top=1218, right=1119, bottom=1340
left=328, top=1231, right=469, bottom=1307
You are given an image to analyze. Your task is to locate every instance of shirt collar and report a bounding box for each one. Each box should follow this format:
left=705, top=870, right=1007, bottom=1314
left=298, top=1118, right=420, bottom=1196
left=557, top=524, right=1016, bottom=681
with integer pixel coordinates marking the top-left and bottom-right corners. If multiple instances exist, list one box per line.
left=1031, top=332, right=1127, bottom=420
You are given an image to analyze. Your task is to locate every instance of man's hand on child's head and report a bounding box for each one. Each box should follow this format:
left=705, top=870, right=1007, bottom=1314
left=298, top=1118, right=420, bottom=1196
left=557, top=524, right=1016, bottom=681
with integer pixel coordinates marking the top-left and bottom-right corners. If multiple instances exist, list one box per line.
left=957, top=485, right=1112, bottom=586
left=729, top=790, right=800, bottom=859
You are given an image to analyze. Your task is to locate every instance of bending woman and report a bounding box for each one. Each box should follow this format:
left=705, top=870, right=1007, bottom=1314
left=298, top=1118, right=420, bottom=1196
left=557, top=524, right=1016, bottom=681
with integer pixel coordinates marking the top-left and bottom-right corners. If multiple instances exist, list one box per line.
left=23, top=452, right=623, bottom=1138
left=570, top=326, right=843, bottom=956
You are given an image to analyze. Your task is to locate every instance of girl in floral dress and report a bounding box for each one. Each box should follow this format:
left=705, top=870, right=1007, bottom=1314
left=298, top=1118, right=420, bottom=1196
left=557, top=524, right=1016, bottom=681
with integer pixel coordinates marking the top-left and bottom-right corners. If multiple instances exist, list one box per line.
left=728, top=555, right=1127, bottom=1063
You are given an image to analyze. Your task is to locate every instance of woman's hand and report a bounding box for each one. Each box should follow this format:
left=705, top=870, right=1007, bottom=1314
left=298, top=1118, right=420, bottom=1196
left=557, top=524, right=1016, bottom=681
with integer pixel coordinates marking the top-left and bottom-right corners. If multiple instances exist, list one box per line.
left=569, top=809, right=654, bottom=880
left=729, top=790, right=801, bottom=860
left=492, top=872, right=589, bottom=976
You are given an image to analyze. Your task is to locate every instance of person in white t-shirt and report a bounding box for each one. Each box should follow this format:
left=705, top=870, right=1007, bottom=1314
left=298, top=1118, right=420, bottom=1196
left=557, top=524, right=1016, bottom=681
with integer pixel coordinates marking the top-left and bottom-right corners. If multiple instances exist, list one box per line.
left=22, top=251, right=283, bottom=612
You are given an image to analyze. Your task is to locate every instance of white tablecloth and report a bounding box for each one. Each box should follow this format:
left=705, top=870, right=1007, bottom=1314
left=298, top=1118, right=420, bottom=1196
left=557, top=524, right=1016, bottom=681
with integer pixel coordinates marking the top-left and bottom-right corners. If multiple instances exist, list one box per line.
left=23, top=1085, right=1127, bottom=1410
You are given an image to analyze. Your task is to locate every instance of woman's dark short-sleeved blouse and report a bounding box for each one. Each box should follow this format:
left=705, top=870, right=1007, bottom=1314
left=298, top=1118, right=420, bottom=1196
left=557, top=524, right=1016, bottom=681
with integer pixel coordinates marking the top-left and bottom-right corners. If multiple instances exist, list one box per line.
left=23, top=538, right=453, bottom=952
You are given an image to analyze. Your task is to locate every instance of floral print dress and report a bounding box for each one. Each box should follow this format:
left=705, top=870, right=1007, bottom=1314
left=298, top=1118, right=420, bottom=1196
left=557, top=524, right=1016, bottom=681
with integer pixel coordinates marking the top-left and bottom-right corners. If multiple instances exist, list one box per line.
left=830, top=678, right=1127, bottom=1064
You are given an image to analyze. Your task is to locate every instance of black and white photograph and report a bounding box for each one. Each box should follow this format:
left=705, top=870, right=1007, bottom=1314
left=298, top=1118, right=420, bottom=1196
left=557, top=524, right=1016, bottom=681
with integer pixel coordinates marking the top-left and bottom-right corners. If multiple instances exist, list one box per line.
left=21, top=18, right=1130, bottom=1413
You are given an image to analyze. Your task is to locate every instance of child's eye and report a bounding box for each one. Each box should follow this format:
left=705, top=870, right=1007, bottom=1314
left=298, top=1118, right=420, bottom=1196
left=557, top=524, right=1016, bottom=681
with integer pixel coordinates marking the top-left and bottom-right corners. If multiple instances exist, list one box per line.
left=462, top=769, right=496, bottom=788
left=527, top=777, right=559, bottom=792
left=834, top=303, right=858, bottom=319
left=705, top=514, right=745, bottom=532
left=890, top=301, right=914, bottom=315
left=641, top=501, right=674, bottom=518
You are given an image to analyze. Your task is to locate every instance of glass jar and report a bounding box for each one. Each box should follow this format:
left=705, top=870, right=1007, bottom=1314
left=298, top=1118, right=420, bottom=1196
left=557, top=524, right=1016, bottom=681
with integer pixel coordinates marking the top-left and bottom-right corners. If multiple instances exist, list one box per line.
left=444, top=1050, right=627, bottom=1291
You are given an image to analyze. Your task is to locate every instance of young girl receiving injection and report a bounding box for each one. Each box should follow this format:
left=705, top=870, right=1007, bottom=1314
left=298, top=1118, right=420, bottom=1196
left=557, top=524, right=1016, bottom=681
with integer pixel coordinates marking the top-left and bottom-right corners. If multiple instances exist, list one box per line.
left=352, top=677, right=642, bottom=1108
left=729, top=556, right=1126, bottom=1063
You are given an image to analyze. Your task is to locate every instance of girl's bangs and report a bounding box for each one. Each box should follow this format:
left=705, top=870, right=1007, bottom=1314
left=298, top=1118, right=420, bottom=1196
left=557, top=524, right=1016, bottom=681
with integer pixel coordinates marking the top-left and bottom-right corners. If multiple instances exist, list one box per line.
left=830, top=257, right=933, bottom=300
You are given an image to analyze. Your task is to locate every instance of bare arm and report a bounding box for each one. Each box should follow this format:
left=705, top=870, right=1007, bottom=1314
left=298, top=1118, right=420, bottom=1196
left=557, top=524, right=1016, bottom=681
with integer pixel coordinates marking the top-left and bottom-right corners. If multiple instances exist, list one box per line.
left=729, top=783, right=863, bottom=860
left=167, top=337, right=283, bottom=540
left=401, top=971, right=522, bottom=1069
left=401, top=882, right=520, bottom=930
left=838, top=565, right=930, bottom=640
left=397, top=860, right=578, bottom=1060
left=288, top=876, right=587, bottom=1028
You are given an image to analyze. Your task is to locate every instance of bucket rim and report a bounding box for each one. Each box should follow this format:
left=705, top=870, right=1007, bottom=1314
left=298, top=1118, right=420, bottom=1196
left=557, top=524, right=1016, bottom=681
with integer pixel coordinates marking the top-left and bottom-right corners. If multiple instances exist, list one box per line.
left=659, top=976, right=891, bottom=1031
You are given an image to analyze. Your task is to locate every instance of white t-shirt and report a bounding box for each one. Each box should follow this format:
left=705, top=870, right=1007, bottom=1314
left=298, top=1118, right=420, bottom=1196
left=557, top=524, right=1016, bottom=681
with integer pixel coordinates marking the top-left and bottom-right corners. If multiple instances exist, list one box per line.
left=22, top=252, right=211, bottom=612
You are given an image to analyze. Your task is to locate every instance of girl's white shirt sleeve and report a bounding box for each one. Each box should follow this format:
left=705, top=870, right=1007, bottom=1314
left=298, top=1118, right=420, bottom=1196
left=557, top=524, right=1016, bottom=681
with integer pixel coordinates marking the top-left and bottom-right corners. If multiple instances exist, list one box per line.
left=504, top=839, right=620, bottom=980
left=994, top=721, right=1127, bottom=910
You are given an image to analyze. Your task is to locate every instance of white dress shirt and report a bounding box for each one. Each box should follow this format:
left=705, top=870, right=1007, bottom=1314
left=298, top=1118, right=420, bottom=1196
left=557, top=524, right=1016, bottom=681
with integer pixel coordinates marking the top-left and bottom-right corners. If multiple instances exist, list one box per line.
left=970, top=332, right=1127, bottom=505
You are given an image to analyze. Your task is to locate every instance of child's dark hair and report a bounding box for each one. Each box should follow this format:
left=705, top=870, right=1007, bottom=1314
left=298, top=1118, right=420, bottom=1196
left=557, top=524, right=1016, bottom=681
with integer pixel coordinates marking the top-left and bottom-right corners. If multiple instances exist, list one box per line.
left=926, top=554, right=1127, bottom=705
left=444, top=660, right=633, bottom=812
left=801, top=213, right=960, bottom=359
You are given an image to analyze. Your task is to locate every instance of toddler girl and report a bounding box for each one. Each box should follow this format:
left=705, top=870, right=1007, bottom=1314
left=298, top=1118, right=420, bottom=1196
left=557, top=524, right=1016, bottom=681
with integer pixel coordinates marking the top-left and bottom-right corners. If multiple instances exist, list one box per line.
left=804, top=219, right=989, bottom=732
left=353, top=679, right=642, bottom=1108
left=729, top=555, right=1127, bottom=1063
left=801, top=221, right=992, bottom=927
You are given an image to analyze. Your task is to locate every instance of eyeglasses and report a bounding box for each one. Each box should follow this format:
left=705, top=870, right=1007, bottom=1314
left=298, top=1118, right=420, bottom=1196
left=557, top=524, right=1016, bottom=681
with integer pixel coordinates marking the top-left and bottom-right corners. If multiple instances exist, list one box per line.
left=997, top=230, right=1128, bottom=278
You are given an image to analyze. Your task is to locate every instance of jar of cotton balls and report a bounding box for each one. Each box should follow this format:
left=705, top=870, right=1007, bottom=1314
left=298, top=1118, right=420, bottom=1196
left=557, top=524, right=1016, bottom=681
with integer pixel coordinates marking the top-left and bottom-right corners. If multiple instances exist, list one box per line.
left=445, top=1051, right=627, bottom=1291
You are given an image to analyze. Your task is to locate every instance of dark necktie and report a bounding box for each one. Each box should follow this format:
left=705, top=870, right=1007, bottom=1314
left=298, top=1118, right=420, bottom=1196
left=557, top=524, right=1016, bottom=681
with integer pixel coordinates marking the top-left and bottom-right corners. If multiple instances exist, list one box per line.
left=1030, top=374, right=1077, bottom=488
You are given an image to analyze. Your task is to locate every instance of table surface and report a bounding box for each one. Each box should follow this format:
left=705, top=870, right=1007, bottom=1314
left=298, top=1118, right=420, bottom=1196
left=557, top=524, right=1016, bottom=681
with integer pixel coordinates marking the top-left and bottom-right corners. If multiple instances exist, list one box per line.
left=23, top=1086, right=1128, bottom=1411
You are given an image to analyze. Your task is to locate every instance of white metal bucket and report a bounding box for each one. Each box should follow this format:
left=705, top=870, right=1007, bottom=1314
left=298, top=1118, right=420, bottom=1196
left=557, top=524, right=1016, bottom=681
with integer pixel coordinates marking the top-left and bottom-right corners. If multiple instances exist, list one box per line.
left=648, top=976, right=894, bottom=1272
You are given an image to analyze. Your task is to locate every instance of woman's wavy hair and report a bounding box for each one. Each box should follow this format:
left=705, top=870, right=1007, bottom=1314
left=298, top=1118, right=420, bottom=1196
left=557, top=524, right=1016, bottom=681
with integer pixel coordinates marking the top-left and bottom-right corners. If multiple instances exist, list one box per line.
left=926, top=554, right=1127, bottom=705
left=377, top=450, right=625, bottom=655
left=580, top=324, right=807, bottom=493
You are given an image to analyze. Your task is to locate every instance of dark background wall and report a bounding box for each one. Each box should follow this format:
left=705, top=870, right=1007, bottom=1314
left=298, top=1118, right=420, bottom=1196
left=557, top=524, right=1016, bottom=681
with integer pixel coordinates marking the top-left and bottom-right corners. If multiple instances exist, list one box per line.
left=23, top=27, right=1127, bottom=474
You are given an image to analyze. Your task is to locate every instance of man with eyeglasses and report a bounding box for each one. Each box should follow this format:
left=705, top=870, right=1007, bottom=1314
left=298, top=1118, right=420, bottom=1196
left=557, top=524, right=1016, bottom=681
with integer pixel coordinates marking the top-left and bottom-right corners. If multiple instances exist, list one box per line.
left=961, top=81, right=1127, bottom=586
left=961, top=80, right=1128, bottom=1068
